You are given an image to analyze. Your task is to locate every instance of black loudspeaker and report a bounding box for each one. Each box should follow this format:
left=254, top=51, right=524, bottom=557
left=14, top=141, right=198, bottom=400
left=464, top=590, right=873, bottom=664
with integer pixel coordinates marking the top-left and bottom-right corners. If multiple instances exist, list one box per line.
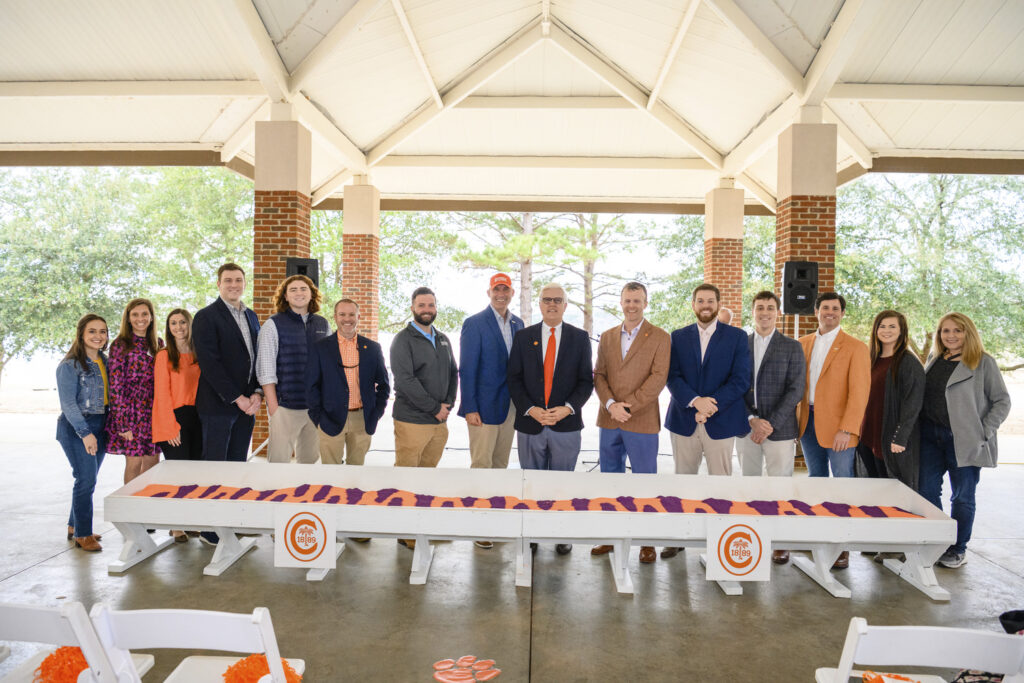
left=286, top=257, right=320, bottom=288
left=782, top=261, right=818, bottom=315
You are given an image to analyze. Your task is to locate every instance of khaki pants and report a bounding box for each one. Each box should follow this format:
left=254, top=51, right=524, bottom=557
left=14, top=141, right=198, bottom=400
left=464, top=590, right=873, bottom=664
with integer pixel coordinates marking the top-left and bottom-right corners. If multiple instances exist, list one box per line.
left=319, top=410, right=372, bottom=465
left=468, top=406, right=515, bottom=469
left=394, top=420, right=448, bottom=468
left=736, top=434, right=795, bottom=476
left=267, top=406, right=320, bottom=464
left=670, top=424, right=734, bottom=475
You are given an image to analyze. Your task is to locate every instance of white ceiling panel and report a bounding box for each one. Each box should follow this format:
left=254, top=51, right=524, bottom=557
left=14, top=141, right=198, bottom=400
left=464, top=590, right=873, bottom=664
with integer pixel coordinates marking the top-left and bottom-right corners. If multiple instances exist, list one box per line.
left=256, top=0, right=364, bottom=72
left=0, top=0, right=255, bottom=80
left=474, top=41, right=618, bottom=97
left=389, top=107, right=700, bottom=157
left=734, top=0, right=844, bottom=73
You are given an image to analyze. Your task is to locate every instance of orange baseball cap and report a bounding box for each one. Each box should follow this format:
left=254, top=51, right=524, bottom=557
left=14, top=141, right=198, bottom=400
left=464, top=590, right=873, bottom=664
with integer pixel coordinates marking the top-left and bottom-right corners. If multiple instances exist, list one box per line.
left=489, top=273, right=512, bottom=288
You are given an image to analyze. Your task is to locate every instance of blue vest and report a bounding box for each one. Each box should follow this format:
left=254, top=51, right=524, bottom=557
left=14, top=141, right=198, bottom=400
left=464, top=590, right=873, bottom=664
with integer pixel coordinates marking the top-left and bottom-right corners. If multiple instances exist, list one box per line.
left=272, top=310, right=330, bottom=409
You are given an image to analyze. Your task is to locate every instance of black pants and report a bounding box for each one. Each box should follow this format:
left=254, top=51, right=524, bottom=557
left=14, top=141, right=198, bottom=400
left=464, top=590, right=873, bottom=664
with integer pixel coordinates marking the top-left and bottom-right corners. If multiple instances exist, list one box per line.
left=856, top=443, right=888, bottom=478
left=200, top=411, right=255, bottom=462
left=157, top=405, right=203, bottom=460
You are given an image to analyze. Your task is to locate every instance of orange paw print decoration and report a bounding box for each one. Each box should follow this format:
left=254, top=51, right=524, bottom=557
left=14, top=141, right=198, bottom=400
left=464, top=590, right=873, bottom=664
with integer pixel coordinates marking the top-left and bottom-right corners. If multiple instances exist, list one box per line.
left=433, top=655, right=501, bottom=681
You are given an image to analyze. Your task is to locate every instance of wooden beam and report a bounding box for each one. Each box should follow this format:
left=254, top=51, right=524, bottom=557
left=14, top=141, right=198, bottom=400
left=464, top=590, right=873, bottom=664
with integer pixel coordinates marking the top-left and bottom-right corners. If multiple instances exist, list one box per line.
left=836, top=161, right=867, bottom=186
left=0, top=81, right=266, bottom=98
left=736, top=172, right=777, bottom=212
left=223, top=0, right=291, bottom=102
left=291, top=96, right=367, bottom=171
left=0, top=149, right=233, bottom=167
left=221, top=101, right=270, bottom=162
left=648, top=0, right=700, bottom=111
left=312, top=169, right=356, bottom=206
left=547, top=22, right=724, bottom=169
left=313, top=196, right=775, bottom=215
left=391, top=0, right=442, bottom=109
left=802, top=0, right=882, bottom=105
left=823, top=103, right=872, bottom=169
left=366, top=19, right=545, bottom=166
left=289, top=0, right=389, bottom=93
left=869, top=155, right=1024, bottom=174
left=376, top=155, right=713, bottom=170
left=703, top=0, right=804, bottom=93
left=828, top=83, right=1024, bottom=104
left=458, top=96, right=631, bottom=109
left=722, top=93, right=800, bottom=175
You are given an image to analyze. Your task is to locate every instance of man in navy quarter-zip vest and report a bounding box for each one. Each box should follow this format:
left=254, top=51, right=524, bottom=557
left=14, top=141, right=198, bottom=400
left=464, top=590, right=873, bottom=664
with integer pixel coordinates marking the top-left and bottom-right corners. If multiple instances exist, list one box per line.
left=257, top=275, right=331, bottom=464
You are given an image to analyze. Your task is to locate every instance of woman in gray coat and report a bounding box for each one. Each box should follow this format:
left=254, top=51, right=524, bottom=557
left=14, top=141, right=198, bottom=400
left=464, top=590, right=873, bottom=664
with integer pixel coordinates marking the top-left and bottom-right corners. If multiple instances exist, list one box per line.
left=919, top=312, right=1011, bottom=569
left=857, top=310, right=924, bottom=491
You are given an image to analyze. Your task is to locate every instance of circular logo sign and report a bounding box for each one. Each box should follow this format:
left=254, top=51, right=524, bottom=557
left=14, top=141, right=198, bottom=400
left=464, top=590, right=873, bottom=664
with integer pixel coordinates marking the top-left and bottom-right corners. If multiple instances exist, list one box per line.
left=716, top=523, right=763, bottom=577
left=283, top=511, right=327, bottom=563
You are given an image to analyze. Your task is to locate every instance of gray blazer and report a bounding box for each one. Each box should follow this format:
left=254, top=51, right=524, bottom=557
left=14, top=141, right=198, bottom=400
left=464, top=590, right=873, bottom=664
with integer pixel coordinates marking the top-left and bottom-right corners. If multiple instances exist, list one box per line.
left=923, top=353, right=1011, bottom=468
left=742, top=331, right=806, bottom=441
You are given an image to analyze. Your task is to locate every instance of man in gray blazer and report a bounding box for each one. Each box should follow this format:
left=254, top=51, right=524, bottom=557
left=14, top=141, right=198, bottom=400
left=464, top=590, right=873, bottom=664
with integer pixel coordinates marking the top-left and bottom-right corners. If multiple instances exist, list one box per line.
left=737, top=291, right=806, bottom=562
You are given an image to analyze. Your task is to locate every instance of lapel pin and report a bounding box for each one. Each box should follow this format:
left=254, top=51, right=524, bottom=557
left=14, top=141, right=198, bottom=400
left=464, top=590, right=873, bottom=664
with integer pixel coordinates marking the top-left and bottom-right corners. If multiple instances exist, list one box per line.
left=533, top=341, right=539, bottom=346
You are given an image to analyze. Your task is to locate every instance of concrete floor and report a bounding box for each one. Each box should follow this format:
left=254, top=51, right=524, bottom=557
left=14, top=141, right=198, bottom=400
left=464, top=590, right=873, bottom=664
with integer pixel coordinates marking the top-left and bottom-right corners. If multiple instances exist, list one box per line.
left=1, top=412, right=1023, bottom=681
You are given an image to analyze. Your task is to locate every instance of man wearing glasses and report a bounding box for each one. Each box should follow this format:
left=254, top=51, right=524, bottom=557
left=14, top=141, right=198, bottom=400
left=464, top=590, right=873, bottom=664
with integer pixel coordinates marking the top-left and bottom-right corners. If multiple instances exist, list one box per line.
left=306, top=298, right=390, bottom=467
left=507, top=284, right=594, bottom=554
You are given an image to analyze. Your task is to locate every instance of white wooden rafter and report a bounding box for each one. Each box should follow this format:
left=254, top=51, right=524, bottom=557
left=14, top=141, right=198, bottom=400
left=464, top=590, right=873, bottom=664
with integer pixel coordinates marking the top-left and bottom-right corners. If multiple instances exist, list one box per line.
left=366, top=19, right=546, bottom=167
left=391, top=0, right=443, bottom=109
left=722, top=93, right=799, bottom=175
left=291, top=96, right=367, bottom=172
left=312, top=169, right=356, bottom=206
left=802, top=0, right=881, bottom=106
left=220, top=101, right=270, bottom=163
left=0, top=81, right=266, bottom=98
left=375, top=156, right=713, bottom=170
left=224, top=0, right=291, bottom=102
left=289, top=0, right=390, bottom=94
left=827, top=83, right=1024, bottom=104
left=703, top=0, right=804, bottom=94
left=648, top=0, right=701, bottom=111
left=823, top=103, right=872, bottom=169
left=736, top=172, right=776, bottom=213
left=458, top=96, right=632, bottom=109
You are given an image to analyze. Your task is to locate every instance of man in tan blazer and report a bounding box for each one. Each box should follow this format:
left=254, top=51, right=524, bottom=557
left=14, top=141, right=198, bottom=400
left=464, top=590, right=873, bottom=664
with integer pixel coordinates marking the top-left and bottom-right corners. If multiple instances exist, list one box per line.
left=797, top=291, right=870, bottom=568
left=590, top=282, right=671, bottom=564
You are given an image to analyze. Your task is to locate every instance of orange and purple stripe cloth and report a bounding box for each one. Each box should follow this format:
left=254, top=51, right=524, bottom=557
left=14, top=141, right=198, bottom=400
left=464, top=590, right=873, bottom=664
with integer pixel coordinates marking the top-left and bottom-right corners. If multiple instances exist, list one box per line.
left=132, top=483, right=921, bottom=518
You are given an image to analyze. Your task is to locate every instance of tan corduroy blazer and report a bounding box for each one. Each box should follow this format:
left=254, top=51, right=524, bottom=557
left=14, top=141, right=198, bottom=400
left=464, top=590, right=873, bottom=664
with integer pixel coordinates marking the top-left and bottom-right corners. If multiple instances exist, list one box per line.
left=797, top=329, right=871, bottom=448
left=594, top=319, right=671, bottom=434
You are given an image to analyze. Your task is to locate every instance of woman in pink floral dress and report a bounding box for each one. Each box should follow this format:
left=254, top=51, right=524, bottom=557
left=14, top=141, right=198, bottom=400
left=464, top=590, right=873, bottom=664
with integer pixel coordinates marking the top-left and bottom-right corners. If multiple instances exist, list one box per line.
left=106, top=298, right=163, bottom=483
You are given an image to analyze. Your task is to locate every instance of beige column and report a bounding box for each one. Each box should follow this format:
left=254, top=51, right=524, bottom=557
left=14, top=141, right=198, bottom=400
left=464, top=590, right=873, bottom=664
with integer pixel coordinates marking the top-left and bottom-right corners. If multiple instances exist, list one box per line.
left=342, top=176, right=381, bottom=340
left=703, top=179, right=745, bottom=325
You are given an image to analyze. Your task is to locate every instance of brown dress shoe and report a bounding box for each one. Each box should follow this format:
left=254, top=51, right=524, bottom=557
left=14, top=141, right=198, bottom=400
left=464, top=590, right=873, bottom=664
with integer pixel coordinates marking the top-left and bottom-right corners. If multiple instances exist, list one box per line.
left=75, top=536, right=102, bottom=552
left=772, top=550, right=790, bottom=565
left=591, top=544, right=613, bottom=556
left=398, top=538, right=416, bottom=550
left=639, top=546, right=656, bottom=564
left=660, top=546, right=682, bottom=559
left=832, top=550, right=849, bottom=569
left=68, top=527, right=101, bottom=542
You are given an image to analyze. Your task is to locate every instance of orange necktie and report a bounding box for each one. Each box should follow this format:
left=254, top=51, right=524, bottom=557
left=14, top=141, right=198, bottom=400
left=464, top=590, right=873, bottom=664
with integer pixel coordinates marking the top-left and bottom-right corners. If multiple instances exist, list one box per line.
left=544, top=327, right=556, bottom=406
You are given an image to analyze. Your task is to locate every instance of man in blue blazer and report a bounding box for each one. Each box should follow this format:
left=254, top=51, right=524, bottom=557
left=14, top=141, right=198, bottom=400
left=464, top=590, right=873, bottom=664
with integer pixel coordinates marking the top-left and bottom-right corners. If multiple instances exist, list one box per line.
left=664, top=283, right=751, bottom=477
left=306, top=298, right=390, bottom=466
left=192, top=263, right=262, bottom=463
left=458, top=273, right=525, bottom=475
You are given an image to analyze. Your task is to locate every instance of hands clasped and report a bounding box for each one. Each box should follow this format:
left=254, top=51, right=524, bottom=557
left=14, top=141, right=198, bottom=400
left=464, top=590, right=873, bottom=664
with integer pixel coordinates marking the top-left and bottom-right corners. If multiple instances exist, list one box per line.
left=529, top=405, right=572, bottom=426
left=692, top=396, right=718, bottom=424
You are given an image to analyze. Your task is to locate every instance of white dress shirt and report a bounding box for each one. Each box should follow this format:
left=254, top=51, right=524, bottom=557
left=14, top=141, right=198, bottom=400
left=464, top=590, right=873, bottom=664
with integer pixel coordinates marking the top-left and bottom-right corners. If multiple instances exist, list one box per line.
left=808, top=326, right=841, bottom=405
left=540, top=322, right=562, bottom=362
left=605, top=319, right=644, bottom=409
left=697, top=319, right=717, bottom=361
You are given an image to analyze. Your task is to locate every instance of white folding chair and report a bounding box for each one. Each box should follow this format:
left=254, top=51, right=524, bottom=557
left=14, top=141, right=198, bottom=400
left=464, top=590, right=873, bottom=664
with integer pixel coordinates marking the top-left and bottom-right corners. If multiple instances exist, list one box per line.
left=816, top=617, right=1024, bottom=683
left=89, top=605, right=304, bottom=682
left=0, top=601, right=152, bottom=683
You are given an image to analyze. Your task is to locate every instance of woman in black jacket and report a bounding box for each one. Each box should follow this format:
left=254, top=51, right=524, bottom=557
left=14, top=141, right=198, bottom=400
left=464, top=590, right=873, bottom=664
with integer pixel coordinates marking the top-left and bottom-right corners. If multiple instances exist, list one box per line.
left=857, top=310, right=925, bottom=490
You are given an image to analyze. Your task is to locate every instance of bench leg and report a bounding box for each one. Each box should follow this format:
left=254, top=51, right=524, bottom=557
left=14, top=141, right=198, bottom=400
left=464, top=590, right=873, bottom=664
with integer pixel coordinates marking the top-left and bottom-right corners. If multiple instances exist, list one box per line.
left=202, top=528, right=259, bottom=576
left=882, top=548, right=950, bottom=602
left=514, top=538, right=532, bottom=588
left=608, top=540, right=635, bottom=594
left=408, top=535, right=434, bottom=585
left=107, top=523, right=175, bottom=574
left=306, top=542, right=345, bottom=582
left=699, top=553, right=743, bottom=595
left=792, top=545, right=851, bottom=598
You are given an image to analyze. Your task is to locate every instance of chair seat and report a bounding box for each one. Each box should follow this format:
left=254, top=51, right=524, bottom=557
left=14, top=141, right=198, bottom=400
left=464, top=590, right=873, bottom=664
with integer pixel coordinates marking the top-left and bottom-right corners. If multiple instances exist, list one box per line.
left=164, top=656, right=305, bottom=682
left=815, top=666, right=948, bottom=683
left=0, top=649, right=153, bottom=683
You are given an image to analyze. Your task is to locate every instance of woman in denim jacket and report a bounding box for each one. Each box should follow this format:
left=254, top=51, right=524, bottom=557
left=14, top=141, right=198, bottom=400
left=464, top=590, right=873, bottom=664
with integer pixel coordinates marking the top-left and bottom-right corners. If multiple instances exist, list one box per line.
left=56, top=313, right=110, bottom=552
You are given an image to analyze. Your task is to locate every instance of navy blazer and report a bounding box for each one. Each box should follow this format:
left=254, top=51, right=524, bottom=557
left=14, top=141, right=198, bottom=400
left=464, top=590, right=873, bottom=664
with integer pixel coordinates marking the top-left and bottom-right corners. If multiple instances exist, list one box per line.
left=306, top=333, right=390, bottom=437
left=742, top=331, right=806, bottom=441
left=457, top=306, right=524, bottom=424
left=192, top=297, right=261, bottom=416
left=507, top=322, right=594, bottom=435
left=665, top=322, right=751, bottom=439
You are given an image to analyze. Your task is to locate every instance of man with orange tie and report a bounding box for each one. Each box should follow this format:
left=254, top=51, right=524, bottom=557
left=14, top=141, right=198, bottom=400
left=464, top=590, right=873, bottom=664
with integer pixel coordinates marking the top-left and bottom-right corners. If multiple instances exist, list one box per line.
left=508, top=284, right=594, bottom=554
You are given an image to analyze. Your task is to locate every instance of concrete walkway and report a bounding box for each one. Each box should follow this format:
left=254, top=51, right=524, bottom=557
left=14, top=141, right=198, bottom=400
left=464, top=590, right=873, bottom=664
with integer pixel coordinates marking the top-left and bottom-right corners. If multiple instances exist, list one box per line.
left=1, top=411, right=1022, bottom=681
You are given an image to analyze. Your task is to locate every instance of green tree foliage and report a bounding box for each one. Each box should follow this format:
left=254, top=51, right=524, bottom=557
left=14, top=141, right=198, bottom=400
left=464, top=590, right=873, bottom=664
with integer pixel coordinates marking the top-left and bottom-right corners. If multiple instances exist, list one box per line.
left=0, top=169, right=151, bottom=383
left=646, top=215, right=704, bottom=330
left=837, top=174, right=1024, bottom=363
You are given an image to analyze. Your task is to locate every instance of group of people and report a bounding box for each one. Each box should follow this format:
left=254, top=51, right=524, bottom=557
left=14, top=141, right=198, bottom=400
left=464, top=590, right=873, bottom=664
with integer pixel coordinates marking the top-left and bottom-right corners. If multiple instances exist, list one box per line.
left=56, top=264, right=1010, bottom=572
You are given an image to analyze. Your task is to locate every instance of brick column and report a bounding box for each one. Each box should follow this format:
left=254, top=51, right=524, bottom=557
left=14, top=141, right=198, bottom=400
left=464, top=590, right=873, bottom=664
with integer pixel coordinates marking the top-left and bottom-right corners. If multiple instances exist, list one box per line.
left=703, top=183, right=744, bottom=326
left=251, top=116, right=312, bottom=449
left=342, top=179, right=381, bottom=340
left=775, top=120, right=837, bottom=338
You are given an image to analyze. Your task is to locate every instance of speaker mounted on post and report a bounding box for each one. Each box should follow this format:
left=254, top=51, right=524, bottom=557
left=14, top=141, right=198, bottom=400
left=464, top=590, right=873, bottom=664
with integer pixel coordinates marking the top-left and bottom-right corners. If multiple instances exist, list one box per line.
left=782, top=261, right=818, bottom=315
left=286, top=257, right=320, bottom=289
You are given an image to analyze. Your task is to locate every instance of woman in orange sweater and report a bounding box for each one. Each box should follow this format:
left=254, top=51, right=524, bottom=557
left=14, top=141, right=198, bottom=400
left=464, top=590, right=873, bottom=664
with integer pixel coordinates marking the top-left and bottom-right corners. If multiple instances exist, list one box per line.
left=152, top=308, right=202, bottom=541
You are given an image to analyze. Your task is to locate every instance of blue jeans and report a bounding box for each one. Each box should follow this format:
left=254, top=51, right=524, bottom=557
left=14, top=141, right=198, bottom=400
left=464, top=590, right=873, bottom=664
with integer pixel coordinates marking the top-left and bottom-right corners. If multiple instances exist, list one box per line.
left=201, top=412, right=254, bottom=462
left=918, top=419, right=980, bottom=553
left=56, top=413, right=107, bottom=538
left=800, top=409, right=855, bottom=478
left=599, top=428, right=658, bottom=474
